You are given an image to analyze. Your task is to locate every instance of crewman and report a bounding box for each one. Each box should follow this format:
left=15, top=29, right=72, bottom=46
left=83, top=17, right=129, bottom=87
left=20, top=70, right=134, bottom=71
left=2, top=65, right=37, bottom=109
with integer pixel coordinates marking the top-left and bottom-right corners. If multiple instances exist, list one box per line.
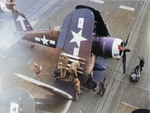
left=140, top=57, right=144, bottom=71
left=68, top=62, right=80, bottom=82
left=59, top=55, right=69, bottom=79
left=33, top=63, right=42, bottom=81
left=73, top=77, right=82, bottom=100
left=97, top=77, right=108, bottom=97
left=88, top=54, right=96, bottom=75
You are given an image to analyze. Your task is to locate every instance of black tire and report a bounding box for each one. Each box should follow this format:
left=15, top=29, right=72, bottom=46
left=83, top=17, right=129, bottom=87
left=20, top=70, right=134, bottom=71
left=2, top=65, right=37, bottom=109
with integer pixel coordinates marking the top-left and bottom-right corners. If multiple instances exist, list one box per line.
left=87, top=78, right=97, bottom=89
left=52, top=69, right=60, bottom=77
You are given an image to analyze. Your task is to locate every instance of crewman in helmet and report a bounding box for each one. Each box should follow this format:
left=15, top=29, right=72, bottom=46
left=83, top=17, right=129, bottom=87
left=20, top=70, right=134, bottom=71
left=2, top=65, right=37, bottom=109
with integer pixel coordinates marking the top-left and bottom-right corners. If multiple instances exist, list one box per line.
left=33, top=63, right=42, bottom=81
left=73, top=77, right=82, bottom=100
left=68, top=62, right=80, bottom=82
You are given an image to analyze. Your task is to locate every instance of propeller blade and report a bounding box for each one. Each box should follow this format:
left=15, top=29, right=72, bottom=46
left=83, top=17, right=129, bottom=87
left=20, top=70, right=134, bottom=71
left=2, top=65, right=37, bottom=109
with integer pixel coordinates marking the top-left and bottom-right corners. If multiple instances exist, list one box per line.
left=123, top=52, right=126, bottom=74
left=124, top=49, right=131, bottom=52
left=124, top=33, right=130, bottom=46
left=122, top=49, right=130, bottom=74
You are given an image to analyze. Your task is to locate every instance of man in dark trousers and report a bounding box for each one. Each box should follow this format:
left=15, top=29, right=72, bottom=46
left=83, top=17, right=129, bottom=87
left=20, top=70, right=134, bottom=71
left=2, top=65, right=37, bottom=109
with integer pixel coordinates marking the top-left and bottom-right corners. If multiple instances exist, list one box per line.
left=97, top=77, right=108, bottom=97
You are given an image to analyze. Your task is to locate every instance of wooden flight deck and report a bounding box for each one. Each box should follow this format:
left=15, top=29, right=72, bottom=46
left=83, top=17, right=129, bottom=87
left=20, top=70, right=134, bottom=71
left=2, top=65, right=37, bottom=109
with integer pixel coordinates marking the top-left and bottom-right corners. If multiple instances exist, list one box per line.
left=0, top=0, right=150, bottom=113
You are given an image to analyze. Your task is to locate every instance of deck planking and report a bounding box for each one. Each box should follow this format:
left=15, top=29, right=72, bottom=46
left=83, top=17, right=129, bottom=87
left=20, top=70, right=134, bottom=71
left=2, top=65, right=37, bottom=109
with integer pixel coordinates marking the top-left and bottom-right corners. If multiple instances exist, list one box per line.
left=0, top=0, right=150, bottom=113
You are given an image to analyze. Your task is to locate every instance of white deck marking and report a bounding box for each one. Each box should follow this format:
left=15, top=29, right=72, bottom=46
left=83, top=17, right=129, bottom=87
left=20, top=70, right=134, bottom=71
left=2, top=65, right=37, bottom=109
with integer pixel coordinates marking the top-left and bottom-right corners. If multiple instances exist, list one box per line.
left=9, top=58, right=12, bottom=61
left=137, top=85, right=150, bottom=91
left=90, top=0, right=104, bottom=4
left=119, top=5, right=135, bottom=11
left=122, top=102, right=138, bottom=109
left=28, top=59, right=33, bottom=64
left=0, top=55, right=6, bottom=59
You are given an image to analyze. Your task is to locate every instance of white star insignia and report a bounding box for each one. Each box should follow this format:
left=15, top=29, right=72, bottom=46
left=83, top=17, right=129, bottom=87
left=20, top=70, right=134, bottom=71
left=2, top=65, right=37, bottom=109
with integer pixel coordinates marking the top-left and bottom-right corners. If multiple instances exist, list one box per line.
left=35, top=35, right=56, bottom=46
left=70, top=30, right=87, bottom=47
left=40, top=35, right=49, bottom=45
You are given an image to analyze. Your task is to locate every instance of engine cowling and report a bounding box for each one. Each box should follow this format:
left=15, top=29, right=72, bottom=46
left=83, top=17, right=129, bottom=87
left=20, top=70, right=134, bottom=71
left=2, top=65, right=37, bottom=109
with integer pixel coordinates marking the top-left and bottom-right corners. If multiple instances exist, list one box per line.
left=92, top=36, right=123, bottom=59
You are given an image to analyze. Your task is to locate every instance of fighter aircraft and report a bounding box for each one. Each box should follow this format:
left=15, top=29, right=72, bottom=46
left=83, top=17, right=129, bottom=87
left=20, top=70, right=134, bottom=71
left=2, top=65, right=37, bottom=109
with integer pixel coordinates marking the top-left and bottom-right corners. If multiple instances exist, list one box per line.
left=0, top=81, right=72, bottom=113
left=0, top=0, right=15, bottom=13
left=12, top=5, right=131, bottom=89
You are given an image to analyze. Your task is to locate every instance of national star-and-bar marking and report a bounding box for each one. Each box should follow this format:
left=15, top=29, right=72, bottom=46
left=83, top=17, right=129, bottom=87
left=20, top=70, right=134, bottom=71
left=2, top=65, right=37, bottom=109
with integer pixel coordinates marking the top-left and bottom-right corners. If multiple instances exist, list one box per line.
left=70, top=30, right=87, bottom=47
left=35, top=35, right=55, bottom=46
left=69, top=17, right=87, bottom=56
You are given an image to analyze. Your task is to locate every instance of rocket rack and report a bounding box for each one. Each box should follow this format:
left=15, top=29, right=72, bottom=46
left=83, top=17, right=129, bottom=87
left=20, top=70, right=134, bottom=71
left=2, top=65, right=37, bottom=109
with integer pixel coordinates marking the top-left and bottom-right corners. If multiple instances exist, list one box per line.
left=58, top=52, right=86, bottom=75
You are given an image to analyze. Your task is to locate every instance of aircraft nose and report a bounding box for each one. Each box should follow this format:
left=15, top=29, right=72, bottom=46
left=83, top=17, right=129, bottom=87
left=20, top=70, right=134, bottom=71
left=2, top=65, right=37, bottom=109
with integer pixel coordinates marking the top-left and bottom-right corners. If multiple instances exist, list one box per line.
left=112, top=38, right=123, bottom=59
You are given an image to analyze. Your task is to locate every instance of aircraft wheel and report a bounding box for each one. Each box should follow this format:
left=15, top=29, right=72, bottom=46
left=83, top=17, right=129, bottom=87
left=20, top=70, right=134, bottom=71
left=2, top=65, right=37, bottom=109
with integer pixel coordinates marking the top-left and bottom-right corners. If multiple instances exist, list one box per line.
left=31, top=43, right=35, bottom=47
left=87, top=78, right=97, bottom=89
left=52, top=68, right=60, bottom=77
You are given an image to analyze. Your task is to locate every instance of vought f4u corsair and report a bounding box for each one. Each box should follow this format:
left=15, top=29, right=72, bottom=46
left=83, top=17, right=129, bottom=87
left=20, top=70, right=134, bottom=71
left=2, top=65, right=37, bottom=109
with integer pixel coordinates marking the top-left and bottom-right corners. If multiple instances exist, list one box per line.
left=12, top=5, right=131, bottom=89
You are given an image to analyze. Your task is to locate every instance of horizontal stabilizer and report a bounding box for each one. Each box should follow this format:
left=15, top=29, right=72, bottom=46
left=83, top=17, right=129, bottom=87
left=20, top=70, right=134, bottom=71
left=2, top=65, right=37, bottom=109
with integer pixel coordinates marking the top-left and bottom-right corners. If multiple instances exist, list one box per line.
left=30, top=19, right=39, bottom=27
left=14, top=73, right=73, bottom=100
